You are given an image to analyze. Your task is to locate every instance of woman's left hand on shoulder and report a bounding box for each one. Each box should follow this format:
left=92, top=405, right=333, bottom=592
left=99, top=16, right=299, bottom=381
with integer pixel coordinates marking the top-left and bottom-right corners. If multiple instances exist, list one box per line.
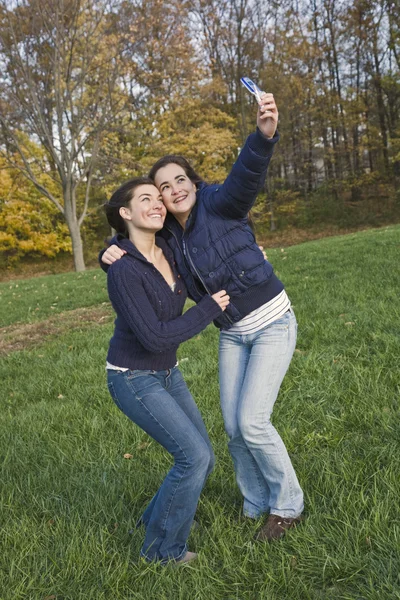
left=257, top=93, right=278, bottom=139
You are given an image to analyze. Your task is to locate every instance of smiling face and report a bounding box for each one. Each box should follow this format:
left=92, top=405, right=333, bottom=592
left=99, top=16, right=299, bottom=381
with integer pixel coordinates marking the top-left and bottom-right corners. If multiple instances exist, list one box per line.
left=153, top=163, right=197, bottom=224
left=120, top=183, right=166, bottom=232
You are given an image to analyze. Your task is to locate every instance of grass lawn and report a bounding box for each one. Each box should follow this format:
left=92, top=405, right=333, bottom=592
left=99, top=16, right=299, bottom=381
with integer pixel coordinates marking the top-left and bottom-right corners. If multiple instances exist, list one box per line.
left=0, top=225, right=399, bottom=600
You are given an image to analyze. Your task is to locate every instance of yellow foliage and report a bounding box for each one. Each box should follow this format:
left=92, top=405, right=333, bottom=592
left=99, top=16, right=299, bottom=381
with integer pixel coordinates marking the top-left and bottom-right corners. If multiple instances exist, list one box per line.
left=140, top=99, right=239, bottom=182
left=0, top=161, right=71, bottom=263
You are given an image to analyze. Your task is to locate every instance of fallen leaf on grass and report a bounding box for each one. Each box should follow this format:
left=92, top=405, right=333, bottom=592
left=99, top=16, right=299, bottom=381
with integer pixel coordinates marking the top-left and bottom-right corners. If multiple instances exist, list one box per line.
left=345, top=322, right=355, bottom=326
left=123, top=453, right=133, bottom=459
left=137, top=442, right=150, bottom=450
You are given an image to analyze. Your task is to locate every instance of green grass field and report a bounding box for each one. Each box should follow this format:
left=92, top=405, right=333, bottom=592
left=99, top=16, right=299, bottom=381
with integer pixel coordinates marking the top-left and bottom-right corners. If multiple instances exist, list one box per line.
left=0, top=225, right=399, bottom=600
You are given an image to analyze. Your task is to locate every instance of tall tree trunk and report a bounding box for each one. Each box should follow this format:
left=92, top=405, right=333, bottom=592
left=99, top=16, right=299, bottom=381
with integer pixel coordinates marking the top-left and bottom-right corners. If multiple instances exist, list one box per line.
left=68, top=218, right=86, bottom=272
left=372, top=40, right=390, bottom=173
left=324, top=0, right=352, bottom=177
left=269, top=196, right=276, bottom=232
left=322, top=127, right=334, bottom=180
left=64, top=184, right=86, bottom=272
left=352, top=9, right=362, bottom=180
left=306, top=90, right=313, bottom=193
left=239, top=86, right=248, bottom=142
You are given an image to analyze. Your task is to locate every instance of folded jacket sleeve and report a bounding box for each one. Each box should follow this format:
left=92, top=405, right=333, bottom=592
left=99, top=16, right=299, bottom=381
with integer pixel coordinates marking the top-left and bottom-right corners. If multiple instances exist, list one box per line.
left=107, top=261, right=222, bottom=353
left=204, top=129, right=280, bottom=220
left=98, top=234, right=122, bottom=273
left=99, top=248, right=109, bottom=273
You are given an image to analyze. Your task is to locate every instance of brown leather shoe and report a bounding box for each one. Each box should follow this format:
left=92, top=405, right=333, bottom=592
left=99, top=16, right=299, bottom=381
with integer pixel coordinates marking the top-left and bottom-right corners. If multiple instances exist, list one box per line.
left=255, top=514, right=303, bottom=541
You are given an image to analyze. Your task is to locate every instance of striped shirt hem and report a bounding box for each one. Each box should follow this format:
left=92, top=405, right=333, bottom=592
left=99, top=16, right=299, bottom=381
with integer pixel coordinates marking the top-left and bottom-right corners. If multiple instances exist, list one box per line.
left=228, top=290, right=291, bottom=335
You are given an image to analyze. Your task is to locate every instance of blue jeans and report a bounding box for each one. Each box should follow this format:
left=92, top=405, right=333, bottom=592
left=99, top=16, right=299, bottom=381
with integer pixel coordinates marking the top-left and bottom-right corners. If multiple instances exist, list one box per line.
left=219, top=309, right=304, bottom=519
left=107, top=366, right=215, bottom=563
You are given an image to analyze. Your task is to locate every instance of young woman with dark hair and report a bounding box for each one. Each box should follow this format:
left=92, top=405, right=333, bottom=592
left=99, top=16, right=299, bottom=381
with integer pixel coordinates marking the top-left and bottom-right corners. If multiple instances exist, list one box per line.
left=102, top=93, right=304, bottom=542
left=103, top=177, right=229, bottom=564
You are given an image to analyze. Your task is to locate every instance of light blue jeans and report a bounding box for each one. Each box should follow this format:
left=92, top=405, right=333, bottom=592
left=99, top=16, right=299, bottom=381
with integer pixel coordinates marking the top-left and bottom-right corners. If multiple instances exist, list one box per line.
left=219, top=308, right=304, bottom=519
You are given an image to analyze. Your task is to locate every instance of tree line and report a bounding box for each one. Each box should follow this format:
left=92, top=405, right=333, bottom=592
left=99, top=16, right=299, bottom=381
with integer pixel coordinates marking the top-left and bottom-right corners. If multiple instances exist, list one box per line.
left=0, top=0, right=399, bottom=270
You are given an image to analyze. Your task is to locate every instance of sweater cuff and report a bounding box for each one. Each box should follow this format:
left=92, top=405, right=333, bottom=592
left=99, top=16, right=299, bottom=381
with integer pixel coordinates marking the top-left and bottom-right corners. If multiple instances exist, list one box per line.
left=98, top=249, right=109, bottom=273
left=197, top=294, right=224, bottom=320
left=247, top=128, right=280, bottom=157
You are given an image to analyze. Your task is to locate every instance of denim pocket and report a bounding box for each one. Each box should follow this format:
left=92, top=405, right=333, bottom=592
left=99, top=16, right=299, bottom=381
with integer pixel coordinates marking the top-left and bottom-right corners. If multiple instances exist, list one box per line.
left=270, top=309, right=297, bottom=351
left=269, top=310, right=291, bottom=330
left=126, top=369, right=156, bottom=380
left=107, top=381, right=123, bottom=411
left=126, top=372, right=162, bottom=399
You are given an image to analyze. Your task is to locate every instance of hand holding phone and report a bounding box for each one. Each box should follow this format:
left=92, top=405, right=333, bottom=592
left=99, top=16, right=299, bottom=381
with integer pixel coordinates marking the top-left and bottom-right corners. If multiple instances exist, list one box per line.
left=241, top=76, right=278, bottom=139
left=240, top=77, right=264, bottom=104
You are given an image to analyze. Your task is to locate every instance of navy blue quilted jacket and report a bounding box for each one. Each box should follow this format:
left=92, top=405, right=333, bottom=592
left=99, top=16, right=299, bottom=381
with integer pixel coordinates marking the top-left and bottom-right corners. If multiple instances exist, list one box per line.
left=101, top=128, right=284, bottom=330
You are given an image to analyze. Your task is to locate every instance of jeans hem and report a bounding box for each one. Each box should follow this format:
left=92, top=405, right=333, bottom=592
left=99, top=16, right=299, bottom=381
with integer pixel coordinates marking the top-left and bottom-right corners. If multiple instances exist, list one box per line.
left=243, top=510, right=266, bottom=519
left=140, top=543, right=188, bottom=565
left=269, top=510, right=303, bottom=519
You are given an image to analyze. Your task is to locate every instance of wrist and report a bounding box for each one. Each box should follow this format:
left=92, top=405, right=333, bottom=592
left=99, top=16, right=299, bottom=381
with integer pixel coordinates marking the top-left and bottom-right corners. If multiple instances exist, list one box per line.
left=249, top=128, right=280, bottom=156
left=257, top=126, right=278, bottom=140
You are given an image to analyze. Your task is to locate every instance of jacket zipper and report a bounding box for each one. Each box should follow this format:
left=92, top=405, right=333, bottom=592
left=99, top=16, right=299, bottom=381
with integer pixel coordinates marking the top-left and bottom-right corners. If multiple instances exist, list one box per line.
left=182, top=236, right=234, bottom=326
left=182, top=237, right=213, bottom=295
left=165, top=226, right=205, bottom=297
left=165, top=225, right=234, bottom=325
